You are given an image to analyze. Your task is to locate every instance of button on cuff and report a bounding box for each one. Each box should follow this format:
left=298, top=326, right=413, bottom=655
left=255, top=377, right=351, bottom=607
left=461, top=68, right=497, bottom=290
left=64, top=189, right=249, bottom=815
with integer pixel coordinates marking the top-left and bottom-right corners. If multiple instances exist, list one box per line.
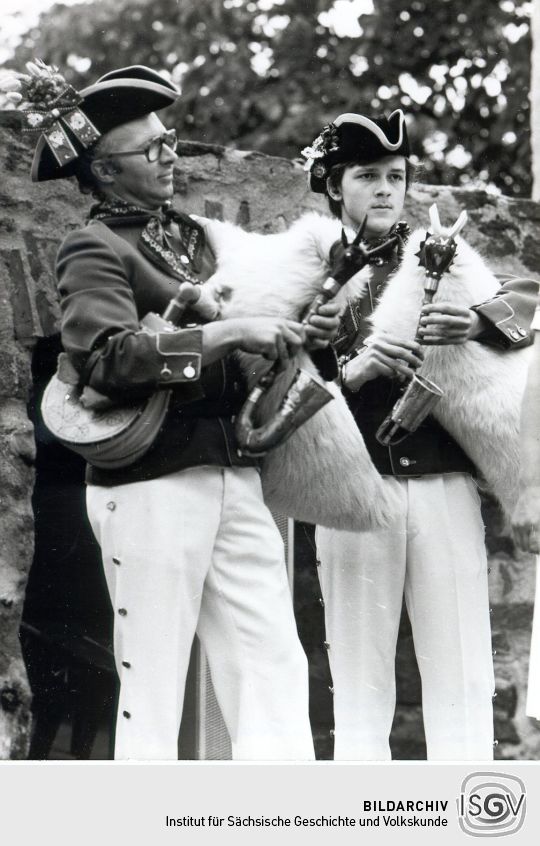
left=399, top=456, right=417, bottom=468
left=155, top=329, right=203, bottom=384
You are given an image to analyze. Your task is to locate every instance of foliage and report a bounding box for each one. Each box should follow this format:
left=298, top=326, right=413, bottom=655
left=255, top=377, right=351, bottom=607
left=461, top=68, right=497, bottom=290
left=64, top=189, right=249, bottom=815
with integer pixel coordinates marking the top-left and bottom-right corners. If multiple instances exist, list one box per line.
left=4, top=0, right=533, bottom=196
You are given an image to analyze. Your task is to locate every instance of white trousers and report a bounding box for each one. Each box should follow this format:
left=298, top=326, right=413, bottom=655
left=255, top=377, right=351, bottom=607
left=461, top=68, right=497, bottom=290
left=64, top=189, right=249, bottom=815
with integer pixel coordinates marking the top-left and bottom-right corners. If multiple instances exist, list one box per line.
left=316, top=473, right=495, bottom=761
left=526, top=556, right=540, bottom=719
left=86, top=466, right=314, bottom=761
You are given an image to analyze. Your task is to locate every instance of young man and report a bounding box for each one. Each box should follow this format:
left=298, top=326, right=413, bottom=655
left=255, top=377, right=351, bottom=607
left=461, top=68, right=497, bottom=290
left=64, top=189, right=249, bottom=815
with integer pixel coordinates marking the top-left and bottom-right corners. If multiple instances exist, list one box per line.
left=303, top=110, right=538, bottom=760
left=16, top=63, right=341, bottom=760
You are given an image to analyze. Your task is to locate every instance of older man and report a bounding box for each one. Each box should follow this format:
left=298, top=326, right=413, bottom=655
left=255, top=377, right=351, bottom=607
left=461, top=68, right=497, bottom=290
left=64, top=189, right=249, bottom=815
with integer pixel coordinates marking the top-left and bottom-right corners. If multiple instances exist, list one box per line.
left=17, top=62, right=340, bottom=760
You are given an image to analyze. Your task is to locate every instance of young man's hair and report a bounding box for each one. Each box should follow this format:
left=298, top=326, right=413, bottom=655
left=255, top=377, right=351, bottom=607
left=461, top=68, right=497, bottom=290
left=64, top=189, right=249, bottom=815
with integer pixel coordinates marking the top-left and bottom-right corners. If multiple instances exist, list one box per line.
left=326, top=158, right=417, bottom=219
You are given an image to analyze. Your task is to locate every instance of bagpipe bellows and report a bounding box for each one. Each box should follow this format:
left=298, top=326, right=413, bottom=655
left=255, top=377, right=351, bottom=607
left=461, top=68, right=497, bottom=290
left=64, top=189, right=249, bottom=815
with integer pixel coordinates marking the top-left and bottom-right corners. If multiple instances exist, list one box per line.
left=370, top=228, right=531, bottom=517
left=201, top=213, right=399, bottom=529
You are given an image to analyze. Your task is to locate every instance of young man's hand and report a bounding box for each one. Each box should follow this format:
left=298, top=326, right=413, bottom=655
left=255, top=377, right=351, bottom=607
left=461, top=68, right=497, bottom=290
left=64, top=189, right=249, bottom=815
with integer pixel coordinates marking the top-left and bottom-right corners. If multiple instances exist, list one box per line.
left=418, top=303, right=482, bottom=345
left=343, top=333, right=424, bottom=390
left=304, top=301, right=342, bottom=350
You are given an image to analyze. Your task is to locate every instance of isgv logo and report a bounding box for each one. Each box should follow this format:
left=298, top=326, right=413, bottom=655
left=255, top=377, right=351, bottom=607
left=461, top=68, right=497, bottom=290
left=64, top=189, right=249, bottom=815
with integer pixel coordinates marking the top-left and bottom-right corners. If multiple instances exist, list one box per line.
left=458, top=772, right=526, bottom=837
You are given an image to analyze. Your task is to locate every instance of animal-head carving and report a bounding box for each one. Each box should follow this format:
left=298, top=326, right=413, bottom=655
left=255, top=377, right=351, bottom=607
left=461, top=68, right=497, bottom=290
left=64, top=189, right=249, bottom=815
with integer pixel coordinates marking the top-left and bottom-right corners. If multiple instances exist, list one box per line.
left=329, top=216, right=400, bottom=285
left=416, top=204, right=468, bottom=280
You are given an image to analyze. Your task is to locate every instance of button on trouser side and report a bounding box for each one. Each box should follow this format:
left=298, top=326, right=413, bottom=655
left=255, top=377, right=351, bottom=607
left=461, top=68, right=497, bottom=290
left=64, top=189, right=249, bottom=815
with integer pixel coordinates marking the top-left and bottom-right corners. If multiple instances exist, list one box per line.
left=316, top=473, right=495, bottom=762
left=86, top=466, right=314, bottom=761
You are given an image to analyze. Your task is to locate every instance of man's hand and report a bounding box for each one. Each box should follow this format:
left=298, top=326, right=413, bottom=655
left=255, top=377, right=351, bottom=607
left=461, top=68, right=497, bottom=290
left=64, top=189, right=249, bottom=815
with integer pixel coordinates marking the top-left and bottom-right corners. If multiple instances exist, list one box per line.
left=343, top=333, right=424, bottom=390
left=418, top=302, right=482, bottom=345
left=511, top=485, right=540, bottom=554
left=304, top=301, right=342, bottom=350
left=236, top=317, right=305, bottom=361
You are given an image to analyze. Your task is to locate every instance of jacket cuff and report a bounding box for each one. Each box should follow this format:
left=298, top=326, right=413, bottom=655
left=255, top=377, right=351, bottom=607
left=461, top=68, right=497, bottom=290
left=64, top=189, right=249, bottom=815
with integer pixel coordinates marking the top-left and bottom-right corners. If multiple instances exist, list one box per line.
left=471, top=301, right=530, bottom=348
left=154, top=328, right=203, bottom=384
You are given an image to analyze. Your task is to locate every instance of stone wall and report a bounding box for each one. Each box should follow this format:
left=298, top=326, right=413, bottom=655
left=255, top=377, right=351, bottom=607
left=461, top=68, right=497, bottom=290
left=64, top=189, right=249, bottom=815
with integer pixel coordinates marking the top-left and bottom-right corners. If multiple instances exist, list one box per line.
left=1, top=110, right=540, bottom=759
left=533, top=0, right=540, bottom=203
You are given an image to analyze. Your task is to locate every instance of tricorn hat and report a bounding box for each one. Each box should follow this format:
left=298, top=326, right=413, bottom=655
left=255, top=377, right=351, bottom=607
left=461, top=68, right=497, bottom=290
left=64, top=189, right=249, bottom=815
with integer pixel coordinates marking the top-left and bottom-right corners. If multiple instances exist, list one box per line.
left=302, top=109, right=410, bottom=194
left=20, top=63, right=179, bottom=182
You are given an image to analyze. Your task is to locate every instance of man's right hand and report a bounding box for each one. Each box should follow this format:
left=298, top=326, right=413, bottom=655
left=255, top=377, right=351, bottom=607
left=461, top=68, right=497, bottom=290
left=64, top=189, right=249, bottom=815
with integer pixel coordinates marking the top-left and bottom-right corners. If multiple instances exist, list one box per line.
left=236, top=317, right=305, bottom=361
left=343, top=333, right=424, bottom=390
left=201, top=316, right=305, bottom=366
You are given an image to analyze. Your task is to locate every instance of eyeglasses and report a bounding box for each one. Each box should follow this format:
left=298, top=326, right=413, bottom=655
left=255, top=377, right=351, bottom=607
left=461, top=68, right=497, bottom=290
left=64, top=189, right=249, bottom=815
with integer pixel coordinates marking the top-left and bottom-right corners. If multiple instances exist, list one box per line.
left=99, top=129, right=178, bottom=163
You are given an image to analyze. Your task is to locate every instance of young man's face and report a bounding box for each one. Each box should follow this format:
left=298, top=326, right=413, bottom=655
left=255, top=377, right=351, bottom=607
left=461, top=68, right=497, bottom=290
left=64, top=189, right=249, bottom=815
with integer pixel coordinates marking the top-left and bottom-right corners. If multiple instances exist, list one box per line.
left=95, top=113, right=177, bottom=209
left=333, top=155, right=407, bottom=238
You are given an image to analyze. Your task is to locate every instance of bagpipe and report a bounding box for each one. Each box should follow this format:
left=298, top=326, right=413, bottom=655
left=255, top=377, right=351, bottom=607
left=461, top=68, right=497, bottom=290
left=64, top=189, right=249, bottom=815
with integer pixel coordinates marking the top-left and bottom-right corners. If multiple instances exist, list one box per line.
left=375, top=205, right=468, bottom=446
left=42, top=212, right=400, bottom=531
left=234, top=216, right=395, bottom=457
left=370, top=204, right=532, bottom=519
left=201, top=212, right=400, bottom=530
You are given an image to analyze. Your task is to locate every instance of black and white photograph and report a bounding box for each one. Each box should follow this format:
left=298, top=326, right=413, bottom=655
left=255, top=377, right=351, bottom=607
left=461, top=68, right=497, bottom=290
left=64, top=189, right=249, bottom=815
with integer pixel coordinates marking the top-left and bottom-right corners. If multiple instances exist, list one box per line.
left=0, top=0, right=539, bottom=840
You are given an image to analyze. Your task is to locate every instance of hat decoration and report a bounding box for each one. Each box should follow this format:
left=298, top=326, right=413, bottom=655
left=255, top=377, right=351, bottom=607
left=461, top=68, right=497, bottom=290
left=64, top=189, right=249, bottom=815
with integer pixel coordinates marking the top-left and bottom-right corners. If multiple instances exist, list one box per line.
left=301, top=122, right=340, bottom=180
left=7, top=60, right=101, bottom=167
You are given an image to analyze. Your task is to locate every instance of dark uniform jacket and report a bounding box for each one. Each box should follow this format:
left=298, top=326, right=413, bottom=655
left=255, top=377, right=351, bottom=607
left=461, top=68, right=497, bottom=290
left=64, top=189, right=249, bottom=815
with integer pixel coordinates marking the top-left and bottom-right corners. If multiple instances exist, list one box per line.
left=334, top=248, right=538, bottom=478
left=56, top=211, right=256, bottom=486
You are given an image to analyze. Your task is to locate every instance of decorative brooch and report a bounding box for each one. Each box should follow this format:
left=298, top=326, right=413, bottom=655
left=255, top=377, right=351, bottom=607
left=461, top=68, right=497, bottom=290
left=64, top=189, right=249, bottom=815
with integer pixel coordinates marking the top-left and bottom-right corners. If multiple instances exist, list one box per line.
left=301, top=123, right=340, bottom=178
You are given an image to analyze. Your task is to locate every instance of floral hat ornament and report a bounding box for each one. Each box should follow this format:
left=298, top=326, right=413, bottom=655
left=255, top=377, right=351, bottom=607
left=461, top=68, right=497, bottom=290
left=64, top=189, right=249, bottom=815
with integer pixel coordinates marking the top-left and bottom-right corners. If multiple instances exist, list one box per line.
left=3, top=60, right=101, bottom=167
left=302, top=109, right=410, bottom=194
left=301, top=123, right=341, bottom=180
left=1, top=61, right=179, bottom=182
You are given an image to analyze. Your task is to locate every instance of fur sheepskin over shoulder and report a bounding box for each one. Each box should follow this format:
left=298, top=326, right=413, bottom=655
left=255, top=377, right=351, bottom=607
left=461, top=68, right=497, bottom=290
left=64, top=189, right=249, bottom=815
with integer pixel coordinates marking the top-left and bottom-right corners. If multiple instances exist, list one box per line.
left=370, top=227, right=531, bottom=517
left=199, top=212, right=399, bottom=529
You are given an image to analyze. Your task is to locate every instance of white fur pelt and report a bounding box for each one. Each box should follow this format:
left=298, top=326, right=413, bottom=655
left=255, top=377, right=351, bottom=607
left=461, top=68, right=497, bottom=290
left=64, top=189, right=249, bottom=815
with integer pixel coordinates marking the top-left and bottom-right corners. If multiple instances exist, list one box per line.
left=200, top=212, right=399, bottom=529
left=370, top=227, right=531, bottom=517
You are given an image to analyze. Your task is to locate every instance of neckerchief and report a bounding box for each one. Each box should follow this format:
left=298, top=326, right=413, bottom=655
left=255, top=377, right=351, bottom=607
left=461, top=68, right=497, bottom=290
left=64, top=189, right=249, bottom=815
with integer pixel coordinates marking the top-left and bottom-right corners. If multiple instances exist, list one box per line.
left=88, top=198, right=205, bottom=282
left=362, top=220, right=410, bottom=264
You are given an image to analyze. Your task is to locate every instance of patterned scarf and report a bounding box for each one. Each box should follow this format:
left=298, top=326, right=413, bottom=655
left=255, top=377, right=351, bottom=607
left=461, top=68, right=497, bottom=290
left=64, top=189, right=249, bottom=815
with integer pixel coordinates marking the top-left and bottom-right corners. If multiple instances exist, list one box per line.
left=364, top=220, right=410, bottom=264
left=88, top=198, right=205, bottom=283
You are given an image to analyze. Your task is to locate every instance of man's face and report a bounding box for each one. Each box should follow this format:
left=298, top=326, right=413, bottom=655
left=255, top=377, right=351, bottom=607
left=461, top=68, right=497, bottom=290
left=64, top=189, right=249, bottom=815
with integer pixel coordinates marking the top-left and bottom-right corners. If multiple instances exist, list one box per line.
left=98, top=113, right=177, bottom=209
left=335, top=155, right=407, bottom=238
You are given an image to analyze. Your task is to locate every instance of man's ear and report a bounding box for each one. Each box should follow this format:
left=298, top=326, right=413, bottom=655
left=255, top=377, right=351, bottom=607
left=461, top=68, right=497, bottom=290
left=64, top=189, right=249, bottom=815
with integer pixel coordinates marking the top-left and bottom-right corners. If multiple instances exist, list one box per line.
left=90, top=158, right=118, bottom=184
left=326, top=176, right=342, bottom=201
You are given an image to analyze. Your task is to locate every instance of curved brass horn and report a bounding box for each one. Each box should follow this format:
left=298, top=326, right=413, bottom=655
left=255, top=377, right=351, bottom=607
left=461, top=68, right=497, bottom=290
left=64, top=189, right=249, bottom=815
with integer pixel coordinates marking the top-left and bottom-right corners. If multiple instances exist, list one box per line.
left=235, top=218, right=400, bottom=457
left=234, top=367, right=334, bottom=457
